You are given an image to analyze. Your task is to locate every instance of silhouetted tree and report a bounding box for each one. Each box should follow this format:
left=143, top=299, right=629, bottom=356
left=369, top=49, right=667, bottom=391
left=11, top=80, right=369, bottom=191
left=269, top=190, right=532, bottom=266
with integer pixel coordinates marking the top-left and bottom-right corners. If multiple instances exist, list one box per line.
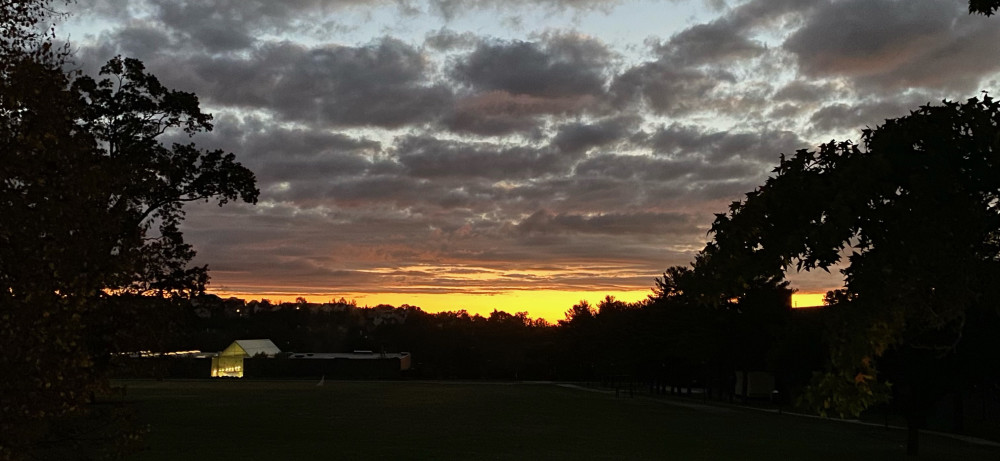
left=646, top=267, right=721, bottom=394
left=706, top=96, right=1000, bottom=455
left=0, top=3, right=258, bottom=457
left=649, top=261, right=791, bottom=400
left=970, top=0, right=1000, bottom=15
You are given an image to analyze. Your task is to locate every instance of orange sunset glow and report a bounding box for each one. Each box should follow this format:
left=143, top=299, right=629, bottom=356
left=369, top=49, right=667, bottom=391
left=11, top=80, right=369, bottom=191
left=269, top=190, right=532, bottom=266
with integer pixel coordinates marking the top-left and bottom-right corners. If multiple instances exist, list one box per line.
left=202, top=262, right=667, bottom=322
left=205, top=260, right=840, bottom=321
left=791, top=293, right=827, bottom=308
left=208, top=288, right=830, bottom=321
left=208, top=289, right=653, bottom=323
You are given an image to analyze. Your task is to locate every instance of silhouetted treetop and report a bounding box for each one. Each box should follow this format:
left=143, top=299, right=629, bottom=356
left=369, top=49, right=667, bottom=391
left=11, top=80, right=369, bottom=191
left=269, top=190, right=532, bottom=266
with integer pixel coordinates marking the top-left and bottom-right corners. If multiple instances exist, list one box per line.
left=1, top=2, right=258, bottom=455
left=704, top=95, right=1000, bottom=455
left=970, top=0, right=1000, bottom=15
left=71, top=56, right=259, bottom=295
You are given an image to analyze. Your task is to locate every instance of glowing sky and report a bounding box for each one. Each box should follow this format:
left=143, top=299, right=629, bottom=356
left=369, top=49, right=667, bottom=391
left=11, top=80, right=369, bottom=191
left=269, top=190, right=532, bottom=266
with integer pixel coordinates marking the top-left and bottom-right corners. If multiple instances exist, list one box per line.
left=59, top=0, right=1000, bottom=320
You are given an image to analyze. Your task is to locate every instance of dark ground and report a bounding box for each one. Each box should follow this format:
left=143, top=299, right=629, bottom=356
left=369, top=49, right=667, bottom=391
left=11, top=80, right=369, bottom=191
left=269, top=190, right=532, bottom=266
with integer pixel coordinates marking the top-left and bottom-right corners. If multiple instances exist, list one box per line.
left=120, top=380, right=1000, bottom=460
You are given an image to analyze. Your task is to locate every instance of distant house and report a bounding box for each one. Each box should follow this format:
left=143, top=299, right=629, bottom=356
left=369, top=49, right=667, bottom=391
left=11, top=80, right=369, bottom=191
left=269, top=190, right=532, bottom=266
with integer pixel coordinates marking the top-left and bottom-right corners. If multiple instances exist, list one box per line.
left=290, top=350, right=411, bottom=371
left=211, top=339, right=281, bottom=378
left=244, top=350, right=412, bottom=379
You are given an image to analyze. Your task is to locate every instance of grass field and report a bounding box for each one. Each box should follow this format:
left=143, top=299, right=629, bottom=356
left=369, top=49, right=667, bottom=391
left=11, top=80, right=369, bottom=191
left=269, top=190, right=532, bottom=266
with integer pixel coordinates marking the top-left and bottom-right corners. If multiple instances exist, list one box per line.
left=121, top=380, right=999, bottom=460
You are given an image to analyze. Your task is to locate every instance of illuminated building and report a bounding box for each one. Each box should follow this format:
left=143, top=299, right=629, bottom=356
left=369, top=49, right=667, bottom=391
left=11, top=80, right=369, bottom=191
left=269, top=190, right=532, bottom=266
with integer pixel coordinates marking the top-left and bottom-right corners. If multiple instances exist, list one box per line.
left=210, top=339, right=281, bottom=378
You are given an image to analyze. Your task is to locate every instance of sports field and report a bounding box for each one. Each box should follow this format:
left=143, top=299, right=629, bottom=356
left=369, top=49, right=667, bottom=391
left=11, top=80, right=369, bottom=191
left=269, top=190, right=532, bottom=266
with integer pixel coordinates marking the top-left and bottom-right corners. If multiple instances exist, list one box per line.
left=122, top=380, right=999, bottom=460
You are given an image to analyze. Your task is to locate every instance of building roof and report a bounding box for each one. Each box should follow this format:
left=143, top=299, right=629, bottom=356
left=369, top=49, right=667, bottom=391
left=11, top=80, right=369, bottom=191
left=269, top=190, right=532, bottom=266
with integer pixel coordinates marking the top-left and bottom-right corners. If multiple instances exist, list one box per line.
left=289, top=351, right=410, bottom=360
left=225, top=339, right=281, bottom=357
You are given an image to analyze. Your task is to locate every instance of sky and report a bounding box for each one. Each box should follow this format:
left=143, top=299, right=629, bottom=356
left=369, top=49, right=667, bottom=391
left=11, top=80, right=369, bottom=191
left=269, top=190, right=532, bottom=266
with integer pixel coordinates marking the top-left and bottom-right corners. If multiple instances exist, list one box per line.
left=57, top=0, right=1000, bottom=321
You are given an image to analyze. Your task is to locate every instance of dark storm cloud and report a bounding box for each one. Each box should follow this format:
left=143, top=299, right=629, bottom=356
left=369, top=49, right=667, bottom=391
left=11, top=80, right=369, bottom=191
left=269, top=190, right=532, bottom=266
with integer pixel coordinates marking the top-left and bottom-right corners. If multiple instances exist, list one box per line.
left=572, top=154, right=696, bottom=182
left=104, top=25, right=175, bottom=57
left=656, top=18, right=766, bottom=66
left=773, top=81, right=841, bottom=104
left=258, top=155, right=372, bottom=186
left=568, top=153, right=768, bottom=208
left=321, top=174, right=490, bottom=211
left=611, top=64, right=725, bottom=115
left=72, top=36, right=452, bottom=128
left=444, top=91, right=571, bottom=136
left=606, top=2, right=784, bottom=117
left=609, top=28, right=761, bottom=117
left=784, top=0, right=1000, bottom=92
left=151, top=0, right=257, bottom=52
left=161, top=38, right=453, bottom=128
left=68, top=25, right=170, bottom=78
left=80, top=0, right=403, bottom=52
left=393, top=135, right=577, bottom=179
left=515, top=210, right=695, bottom=236
left=429, top=0, right=622, bottom=20
left=808, top=103, right=874, bottom=134
left=499, top=177, right=642, bottom=213
left=424, top=28, right=480, bottom=51
left=807, top=96, right=935, bottom=135
left=443, top=33, right=617, bottom=135
left=249, top=130, right=382, bottom=161
left=74, top=0, right=632, bottom=49
left=786, top=0, right=950, bottom=77
left=551, top=115, right=639, bottom=155
left=172, top=115, right=387, bottom=181
left=505, top=173, right=684, bottom=217
left=76, top=36, right=452, bottom=129
left=766, top=103, right=806, bottom=120
left=452, top=36, right=611, bottom=98
left=184, top=204, right=458, bottom=290
left=647, top=124, right=805, bottom=164
left=69, top=0, right=134, bottom=20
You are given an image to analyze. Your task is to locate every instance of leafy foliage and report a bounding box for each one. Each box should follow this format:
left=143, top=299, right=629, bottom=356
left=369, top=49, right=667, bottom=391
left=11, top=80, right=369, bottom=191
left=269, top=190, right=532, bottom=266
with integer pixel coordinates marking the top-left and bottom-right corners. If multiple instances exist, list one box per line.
left=0, top=2, right=258, bottom=458
left=70, top=56, right=259, bottom=295
left=970, top=0, right=1000, bottom=16
left=704, top=96, right=1000, bottom=453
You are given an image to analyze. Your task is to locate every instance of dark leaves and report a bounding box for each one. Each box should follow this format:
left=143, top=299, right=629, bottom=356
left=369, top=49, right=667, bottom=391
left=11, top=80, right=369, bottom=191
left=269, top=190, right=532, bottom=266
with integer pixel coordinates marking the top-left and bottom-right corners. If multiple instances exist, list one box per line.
left=702, top=95, right=1000, bottom=418
left=969, top=0, right=1000, bottom=16
left=2, top=6, right=258, bottom=455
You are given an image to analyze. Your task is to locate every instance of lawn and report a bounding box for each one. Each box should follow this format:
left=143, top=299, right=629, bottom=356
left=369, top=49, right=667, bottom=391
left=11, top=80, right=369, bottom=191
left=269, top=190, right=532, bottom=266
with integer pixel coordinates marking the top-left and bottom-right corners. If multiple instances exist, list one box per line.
left=120, top=380, right=999, bottom=460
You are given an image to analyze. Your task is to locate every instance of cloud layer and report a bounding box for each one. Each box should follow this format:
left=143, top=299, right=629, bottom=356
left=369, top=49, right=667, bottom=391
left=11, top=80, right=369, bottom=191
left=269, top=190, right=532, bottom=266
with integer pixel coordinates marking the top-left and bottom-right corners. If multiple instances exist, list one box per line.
left=63, top=0, right=1000, bottom=307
